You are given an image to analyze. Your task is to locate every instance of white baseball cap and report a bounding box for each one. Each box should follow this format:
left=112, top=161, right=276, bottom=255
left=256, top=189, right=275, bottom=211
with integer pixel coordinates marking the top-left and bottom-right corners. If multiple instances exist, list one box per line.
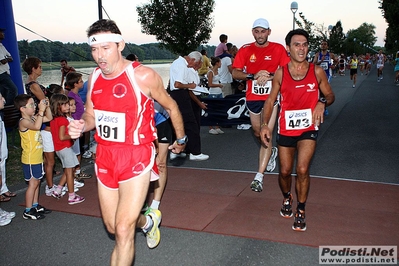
left=252, top=18, right=270, bottom=29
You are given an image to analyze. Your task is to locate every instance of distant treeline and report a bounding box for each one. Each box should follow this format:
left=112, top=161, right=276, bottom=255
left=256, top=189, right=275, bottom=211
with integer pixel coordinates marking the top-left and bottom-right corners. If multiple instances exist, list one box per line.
left=17, top=40, right=216, bottom=63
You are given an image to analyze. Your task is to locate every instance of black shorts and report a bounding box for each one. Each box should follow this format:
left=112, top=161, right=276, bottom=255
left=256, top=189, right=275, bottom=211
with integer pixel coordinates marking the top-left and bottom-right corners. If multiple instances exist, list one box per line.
left=246, top=100, right=264, bottom=114
left=277, top=131, right=318, bottom=147
left=246, top=100, right=278, bottom=114
left=350, top=69, right=358, bottom=76
left=156, top=119, right=173, bottom=144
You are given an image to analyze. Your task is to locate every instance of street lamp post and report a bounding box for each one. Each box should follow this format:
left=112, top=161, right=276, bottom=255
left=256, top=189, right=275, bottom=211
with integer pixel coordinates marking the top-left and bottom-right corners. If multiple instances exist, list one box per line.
left=353, top=38, right=356, bottom=54
left=327, top=25, right=333, bottom=42
left=290, top=2, right=298, bottom=30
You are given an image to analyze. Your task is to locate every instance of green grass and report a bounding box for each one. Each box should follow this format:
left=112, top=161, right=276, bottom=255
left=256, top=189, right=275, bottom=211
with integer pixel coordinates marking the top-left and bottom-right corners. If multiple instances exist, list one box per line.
left=39, top=60, right=173, bottom=71
left=5, top=131, right=23, bottom=186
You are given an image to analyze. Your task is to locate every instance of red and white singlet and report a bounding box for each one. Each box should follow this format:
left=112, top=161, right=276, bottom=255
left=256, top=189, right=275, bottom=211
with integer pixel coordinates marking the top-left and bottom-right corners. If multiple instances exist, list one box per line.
left=90, top=62, right=156, bottom=146
left=278, top=63, right=320, bottom=136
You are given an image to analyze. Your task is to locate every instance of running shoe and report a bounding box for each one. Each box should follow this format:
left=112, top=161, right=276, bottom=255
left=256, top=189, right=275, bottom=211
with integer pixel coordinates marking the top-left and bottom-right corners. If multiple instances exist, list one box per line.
left=23, top=209, right=45, bottom=220
left=189, top=153, right=209, bottom=161
left=250, top=180, right=263, bottom=192
left=74, top=179, right=85, bottom=188
left=75, top=171, right=92, bottom=180
left=250, top=173, right=264, bottom=192
left=82, top=150, right=92, bottom=159
left=266, top=147, right=278, bottom=172
left=62, top=185, right=79, bottom=193
left=0, top=208, right=16, bottom=219
left=170, top=152, right=187, bottom=160
left=68, top=194, right=85, bottom=205
left=45, top=184, right=57, bottom=196
left=215, top=128, right=224, bottom=134
left=51, top=190, right=62, bottom=199
left=35, top=204, right=52, bottom=214
left=280, top=194, right=293, bottom=218
left=292, top=209, right=306, bottom=232
left=0, top=215, right=11, bottom=226
left=145, top=209, right=162, bottom=249
left=209, top=128, right=219, bottom=135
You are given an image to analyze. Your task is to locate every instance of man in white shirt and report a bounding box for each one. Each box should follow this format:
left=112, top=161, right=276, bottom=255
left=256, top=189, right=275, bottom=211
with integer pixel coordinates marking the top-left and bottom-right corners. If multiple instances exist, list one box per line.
left=169, top=51, right=209, bottom=161
left=0, top=28, right=18, bottom=106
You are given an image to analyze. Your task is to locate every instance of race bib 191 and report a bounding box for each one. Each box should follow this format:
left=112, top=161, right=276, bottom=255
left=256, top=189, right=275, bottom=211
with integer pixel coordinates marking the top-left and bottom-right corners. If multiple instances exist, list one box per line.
left=251, top=80, right=272, bottom=96
left=284, top=108, right=312, bottom=130
left=94, top=110, right=126, bottom=142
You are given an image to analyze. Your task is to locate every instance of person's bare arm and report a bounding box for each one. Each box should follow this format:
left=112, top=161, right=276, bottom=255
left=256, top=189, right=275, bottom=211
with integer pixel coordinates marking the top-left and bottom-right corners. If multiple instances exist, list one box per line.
left=260, top=68, right=282, bottom=146
left=30, top=83, right=46, bottom=100
left=140, top=67, right=186, bottom=153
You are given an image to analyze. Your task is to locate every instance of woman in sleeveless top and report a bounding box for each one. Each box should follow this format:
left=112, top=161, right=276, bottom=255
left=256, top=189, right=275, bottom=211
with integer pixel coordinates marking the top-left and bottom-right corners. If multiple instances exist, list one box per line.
left=207, top=57, right=224, bottom=134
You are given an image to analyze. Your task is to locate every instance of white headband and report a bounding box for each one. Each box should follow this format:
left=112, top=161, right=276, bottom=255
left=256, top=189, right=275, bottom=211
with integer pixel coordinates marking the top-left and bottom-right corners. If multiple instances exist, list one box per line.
left=88, top=33, right=124, bottom=46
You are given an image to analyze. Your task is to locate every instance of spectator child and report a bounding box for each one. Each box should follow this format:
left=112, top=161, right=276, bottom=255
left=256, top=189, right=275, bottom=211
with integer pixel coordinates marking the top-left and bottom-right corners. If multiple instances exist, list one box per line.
left=42, top=84, right=63, bottom=196
left=66, top=97, right=85, bottom=191
left=49, top=93, right=85, bottom=205
left=14, top=94, right=53, bottom=219
left=215, top=34, right=232, bottom=59
left=65, top=72, right=92, bottom=180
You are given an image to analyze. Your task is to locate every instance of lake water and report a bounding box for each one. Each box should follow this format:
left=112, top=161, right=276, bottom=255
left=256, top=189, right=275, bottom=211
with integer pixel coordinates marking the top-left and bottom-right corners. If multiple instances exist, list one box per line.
left=22, top=63, right=172, bottom=89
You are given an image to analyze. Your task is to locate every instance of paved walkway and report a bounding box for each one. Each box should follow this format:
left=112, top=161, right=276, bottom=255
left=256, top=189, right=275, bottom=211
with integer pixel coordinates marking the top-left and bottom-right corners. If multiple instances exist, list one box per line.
left=1, top=64, right=398, bottom=265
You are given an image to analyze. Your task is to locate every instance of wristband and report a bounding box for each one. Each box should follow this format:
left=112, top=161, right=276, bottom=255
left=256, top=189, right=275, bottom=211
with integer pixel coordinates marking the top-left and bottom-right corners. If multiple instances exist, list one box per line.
left=261, top=123, right=268, bottom=127
left=246, top=74, right=254, bottom=80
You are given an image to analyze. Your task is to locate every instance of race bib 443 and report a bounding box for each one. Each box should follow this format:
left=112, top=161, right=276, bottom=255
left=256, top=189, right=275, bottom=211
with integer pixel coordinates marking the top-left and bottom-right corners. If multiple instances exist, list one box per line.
left=284, top=108, right=312, bottom=130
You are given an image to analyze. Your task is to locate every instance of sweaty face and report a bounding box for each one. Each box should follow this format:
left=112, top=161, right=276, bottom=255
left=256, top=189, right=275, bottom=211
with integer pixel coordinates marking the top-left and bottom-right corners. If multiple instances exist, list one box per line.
left=90, top=35, right=123, bottom=76
left=288, top=35, right=309, bottom=62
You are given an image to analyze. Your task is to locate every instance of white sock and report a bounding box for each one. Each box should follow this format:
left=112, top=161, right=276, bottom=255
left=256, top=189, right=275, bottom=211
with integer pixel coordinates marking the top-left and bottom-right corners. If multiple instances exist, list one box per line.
left=75, top=169, right=81, bottom=175
left=142, top=215, right=153, bottom=233
left=150, top=200, right=160, bottom=210
left=254, top=172, right=264, bottom=182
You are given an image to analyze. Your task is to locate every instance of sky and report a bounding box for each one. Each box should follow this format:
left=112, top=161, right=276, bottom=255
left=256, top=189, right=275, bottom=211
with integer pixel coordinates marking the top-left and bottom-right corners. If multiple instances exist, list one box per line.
left=11, top=0, right=387, bottom=48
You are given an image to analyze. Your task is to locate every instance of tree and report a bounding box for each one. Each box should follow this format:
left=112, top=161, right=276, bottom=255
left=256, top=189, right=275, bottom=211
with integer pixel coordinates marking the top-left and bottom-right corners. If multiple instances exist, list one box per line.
left=345, top=23, right=377, bottom=55
left=295, top=12, right=323, bottom=54
left=379, top=0, right=399, bottom=53
left=136, top=0, right=215, bottom=56
left=70, top=47, right=87, bottom=61
left=328, top=21, right=346, bottom=54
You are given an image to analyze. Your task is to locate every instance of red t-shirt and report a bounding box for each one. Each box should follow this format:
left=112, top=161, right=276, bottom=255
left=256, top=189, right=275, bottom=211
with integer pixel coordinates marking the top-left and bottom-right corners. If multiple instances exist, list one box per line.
left=233, top=42, right=290, bottom=101
left=50, top=116, right=73, bottom=151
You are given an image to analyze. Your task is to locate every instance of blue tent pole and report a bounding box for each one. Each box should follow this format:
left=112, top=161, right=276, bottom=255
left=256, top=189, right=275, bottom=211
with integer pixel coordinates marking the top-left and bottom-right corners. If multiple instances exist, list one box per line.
left=0, top=0, right=24, bottom=95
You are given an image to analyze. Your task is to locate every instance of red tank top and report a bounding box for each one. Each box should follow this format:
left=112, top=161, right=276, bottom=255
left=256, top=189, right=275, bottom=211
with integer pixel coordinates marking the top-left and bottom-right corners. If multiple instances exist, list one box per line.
left=90, top=62, right=156, bottom=146
left=278, top=63, right=320, bottom=136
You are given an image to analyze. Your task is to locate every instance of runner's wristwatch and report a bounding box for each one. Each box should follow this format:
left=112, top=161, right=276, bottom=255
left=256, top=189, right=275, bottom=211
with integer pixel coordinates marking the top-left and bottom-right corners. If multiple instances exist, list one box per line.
left=246, top=74, right=254, bottom=80
left=176, top=135, right=188, bottom=145
left=318, top=97, right=327, bottom=104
